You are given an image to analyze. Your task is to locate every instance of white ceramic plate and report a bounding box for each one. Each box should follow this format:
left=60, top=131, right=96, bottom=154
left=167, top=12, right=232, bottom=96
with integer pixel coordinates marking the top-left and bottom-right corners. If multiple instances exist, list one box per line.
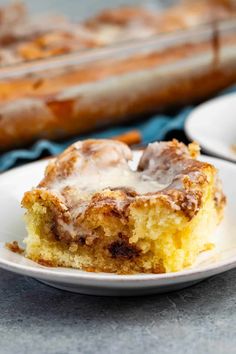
left=185, top=93, right=236, bottom=162
left=0, top=153, right=236, bottom=296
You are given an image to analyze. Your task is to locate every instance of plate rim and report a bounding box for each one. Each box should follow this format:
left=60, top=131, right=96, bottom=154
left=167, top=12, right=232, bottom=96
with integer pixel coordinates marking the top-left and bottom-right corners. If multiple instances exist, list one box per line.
left=1, top=244, right=236, bottom=284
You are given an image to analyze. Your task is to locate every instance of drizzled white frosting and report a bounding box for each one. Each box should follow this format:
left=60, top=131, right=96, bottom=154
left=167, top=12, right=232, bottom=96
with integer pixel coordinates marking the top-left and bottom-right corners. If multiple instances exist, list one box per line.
left=38, top=140, right=168, bottom=238
left=52, top=164, right=165, bottom=198
left=42, top=140, right=166, bottom=225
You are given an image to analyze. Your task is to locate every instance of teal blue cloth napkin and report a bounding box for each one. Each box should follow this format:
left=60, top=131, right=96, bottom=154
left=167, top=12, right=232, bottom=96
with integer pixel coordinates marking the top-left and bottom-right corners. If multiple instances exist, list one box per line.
left=0, top=108, right=190, bottom=171
left=0, top=85, right=235, bottom=171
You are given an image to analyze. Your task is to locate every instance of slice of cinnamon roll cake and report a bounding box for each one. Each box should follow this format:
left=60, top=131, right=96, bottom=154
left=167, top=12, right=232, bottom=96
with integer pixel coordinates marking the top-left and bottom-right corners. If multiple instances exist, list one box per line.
left=22, top=139, right=225, bottom=274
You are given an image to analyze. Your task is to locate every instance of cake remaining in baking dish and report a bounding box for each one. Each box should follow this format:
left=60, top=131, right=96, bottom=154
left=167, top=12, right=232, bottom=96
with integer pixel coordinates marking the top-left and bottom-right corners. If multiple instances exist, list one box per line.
left=1, top=1, right=236, bottom=151
left=1, top=0, right=236, bottom=65
left=22, top=139, right=225, bottom=274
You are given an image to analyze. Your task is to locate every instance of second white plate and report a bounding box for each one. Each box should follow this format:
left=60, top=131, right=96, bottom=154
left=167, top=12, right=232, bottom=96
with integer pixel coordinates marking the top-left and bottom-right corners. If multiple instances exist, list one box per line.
left=185, top=93, right=236, bottom=162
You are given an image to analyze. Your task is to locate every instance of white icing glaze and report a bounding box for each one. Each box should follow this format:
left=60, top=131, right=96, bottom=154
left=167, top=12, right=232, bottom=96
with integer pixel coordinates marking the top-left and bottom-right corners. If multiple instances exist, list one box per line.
left=45, top=140, right=165, bottom=201
left=95, top=23, right=156, bottom=44
left=44, top=141, right=167, bottom=224
left=41, top=141, right=167, bottom=237
left=52, top=165, right=165, bottom=198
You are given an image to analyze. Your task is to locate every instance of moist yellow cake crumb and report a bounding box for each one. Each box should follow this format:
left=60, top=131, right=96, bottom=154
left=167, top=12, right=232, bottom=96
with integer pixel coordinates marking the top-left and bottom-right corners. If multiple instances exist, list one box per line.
left=21, top=139, right=225, bottom=274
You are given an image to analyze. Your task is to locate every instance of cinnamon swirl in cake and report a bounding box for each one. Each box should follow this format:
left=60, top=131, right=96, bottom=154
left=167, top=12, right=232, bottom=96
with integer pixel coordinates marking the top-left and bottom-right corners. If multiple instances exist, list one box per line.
left=22, top=139, right=225, bottom=274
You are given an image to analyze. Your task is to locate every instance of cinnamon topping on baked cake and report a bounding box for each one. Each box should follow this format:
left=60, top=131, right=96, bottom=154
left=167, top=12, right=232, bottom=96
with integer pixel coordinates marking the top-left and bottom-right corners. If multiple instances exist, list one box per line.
left=22, top=139, right=225, bottom=274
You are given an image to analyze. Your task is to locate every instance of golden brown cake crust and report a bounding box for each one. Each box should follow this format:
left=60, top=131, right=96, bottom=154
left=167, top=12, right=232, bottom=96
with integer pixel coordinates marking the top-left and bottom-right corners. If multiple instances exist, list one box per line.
left=22, top=140, right=224, bottom=243
left=21, top=139, right=226, bottom=273
left=22, top=139, right=217, bottom=220
left=33, top=139, right=214, bottom=220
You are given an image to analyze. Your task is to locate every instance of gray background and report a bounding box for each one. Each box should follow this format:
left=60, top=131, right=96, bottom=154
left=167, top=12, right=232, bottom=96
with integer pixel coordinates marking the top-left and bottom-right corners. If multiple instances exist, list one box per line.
left=1, top=1, right=236, bottom=353
left=1, top=269, right=236, bottom=354
left=0, top=0, right=176, bottom=20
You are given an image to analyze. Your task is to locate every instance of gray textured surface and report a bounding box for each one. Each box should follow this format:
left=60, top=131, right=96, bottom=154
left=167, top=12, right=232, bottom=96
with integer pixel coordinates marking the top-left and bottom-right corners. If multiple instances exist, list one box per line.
left=1, top=268, right=236, bottom=354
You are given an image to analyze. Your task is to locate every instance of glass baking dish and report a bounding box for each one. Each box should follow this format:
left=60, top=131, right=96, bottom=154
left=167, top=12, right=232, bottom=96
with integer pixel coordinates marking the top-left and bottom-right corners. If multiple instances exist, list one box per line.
left=0, top=0, right=236, bottom=151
